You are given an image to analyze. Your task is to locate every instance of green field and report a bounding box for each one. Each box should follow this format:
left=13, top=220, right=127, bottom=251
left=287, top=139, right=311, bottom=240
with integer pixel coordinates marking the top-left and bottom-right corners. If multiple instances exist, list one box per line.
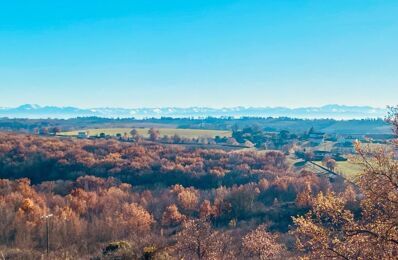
left=296, top=158, right=363, bottom=180
left=335, top=160, right=363, bottom=179
left=59, top=128, right=232, bottom=139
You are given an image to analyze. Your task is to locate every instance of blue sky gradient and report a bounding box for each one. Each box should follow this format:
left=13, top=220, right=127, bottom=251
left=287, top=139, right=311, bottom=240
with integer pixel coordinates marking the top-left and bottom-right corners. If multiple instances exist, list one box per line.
left=0, top=0, right=397, bottom=108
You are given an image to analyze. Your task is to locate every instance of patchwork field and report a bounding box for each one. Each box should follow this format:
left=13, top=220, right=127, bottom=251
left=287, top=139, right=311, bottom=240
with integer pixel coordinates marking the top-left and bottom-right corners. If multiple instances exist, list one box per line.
left=59, top=128, right=232, bottom=139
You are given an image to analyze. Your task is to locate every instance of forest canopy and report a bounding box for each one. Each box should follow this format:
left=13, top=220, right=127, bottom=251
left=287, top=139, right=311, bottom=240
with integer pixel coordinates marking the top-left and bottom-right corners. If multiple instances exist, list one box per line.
left=0, top=107, right=397, bottom=259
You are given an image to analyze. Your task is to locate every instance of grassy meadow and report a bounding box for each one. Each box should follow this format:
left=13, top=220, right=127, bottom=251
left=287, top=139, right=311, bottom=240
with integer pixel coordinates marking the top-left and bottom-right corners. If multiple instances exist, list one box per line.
left=335, top=160, right=363, bottom=179
left=59, top=128, right=232, bottom=139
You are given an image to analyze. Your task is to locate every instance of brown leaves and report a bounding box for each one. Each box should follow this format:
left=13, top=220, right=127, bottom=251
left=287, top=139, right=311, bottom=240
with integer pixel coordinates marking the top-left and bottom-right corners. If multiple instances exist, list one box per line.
left=292, top=109, right=398, bottom=259
left=242, top=224, right=284, bottom=259
left=174, top=220, right=228, bottom=260
left=161, top=204, right=185, bottom=226
left=119, top=203, right=154, bottom=233
left=293, top=150, right=398, bottom=259
left=0, top=132, right=292, bottom=186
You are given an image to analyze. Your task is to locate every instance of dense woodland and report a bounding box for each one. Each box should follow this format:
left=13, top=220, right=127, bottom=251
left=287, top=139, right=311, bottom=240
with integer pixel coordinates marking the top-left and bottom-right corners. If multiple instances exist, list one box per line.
left=0, top=109, right=397, bottom=259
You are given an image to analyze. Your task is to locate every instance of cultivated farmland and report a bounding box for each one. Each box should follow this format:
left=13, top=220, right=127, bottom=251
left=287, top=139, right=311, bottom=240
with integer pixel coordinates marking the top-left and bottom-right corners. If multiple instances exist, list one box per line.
left=59, top=127, right=232, bottom=139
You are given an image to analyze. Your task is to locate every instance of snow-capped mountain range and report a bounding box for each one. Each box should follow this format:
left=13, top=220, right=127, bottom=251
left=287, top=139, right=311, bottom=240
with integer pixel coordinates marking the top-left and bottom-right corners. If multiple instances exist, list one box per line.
left=0, top=104, right=388, bottom=119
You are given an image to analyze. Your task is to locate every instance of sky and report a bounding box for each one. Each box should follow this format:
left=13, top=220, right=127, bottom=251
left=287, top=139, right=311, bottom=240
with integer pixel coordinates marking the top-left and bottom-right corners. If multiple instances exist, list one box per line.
left=0, top=0, right=397, bottom=108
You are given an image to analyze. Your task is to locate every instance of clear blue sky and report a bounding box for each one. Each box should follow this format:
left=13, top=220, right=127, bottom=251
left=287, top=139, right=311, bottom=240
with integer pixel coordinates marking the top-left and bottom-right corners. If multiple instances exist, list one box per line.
left=0, top=0, right=397, bottom=108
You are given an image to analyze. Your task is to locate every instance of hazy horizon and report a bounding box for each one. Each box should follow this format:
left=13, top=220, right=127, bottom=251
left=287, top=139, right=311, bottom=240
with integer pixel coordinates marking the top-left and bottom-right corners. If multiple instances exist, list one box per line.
left=0, top=103, right=390, bottom=110
left=0, top=103, right=389, bottom=120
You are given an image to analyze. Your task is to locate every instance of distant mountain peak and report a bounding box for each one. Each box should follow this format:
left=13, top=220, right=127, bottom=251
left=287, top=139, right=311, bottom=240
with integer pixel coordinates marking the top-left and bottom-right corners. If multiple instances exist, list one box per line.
left=18, top=104, right=42, bottom=110
left=0, top=104, right=387, bottom=120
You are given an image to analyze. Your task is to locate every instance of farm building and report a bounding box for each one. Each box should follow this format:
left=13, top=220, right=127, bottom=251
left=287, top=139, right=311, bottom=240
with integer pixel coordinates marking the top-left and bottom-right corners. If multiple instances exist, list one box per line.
left=308, top=132, right=325, bottom=145
left=77, top=131, right=88, bottom=139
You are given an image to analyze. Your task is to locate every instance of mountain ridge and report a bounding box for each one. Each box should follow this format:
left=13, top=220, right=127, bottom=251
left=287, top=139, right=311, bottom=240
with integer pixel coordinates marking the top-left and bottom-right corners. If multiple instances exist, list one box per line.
left=0, top=104, right=388, bottom=119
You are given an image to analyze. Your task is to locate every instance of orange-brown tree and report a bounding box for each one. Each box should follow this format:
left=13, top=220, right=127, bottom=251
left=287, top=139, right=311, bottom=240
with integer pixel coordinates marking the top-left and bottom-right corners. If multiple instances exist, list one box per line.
left=242, top=224, right=284, bottom=259
left=174, top=220, right=225, bottom=260
left=293, top=108, right=398, bottom=259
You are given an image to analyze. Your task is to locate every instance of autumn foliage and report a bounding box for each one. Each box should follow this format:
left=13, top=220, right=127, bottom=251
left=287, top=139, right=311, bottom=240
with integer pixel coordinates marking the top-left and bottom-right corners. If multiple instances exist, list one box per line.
left=0, top=131, right=364, bottom=258
left=293, top=109, right=398, bottom=259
